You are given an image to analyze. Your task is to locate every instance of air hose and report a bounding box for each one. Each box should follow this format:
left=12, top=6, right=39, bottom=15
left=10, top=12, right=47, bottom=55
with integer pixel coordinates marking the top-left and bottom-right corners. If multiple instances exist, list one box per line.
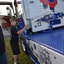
left=42, top=21, right=53, bottom=33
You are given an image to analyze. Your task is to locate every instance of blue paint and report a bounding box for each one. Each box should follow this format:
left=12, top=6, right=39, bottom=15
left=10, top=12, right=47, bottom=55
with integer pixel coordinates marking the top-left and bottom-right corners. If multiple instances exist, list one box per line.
left=42, top=19, right=61, bottom=33
left=50, top=19, right=61, bottom=25
left=48, top=0, right=54, bottom=2
left=18, top=16, right=25, bottom=30
left=41, top=13, right=64, bottom=21
left=27, top=45, right=40, bottom=64
left=25, top=27, right=64, bottom=55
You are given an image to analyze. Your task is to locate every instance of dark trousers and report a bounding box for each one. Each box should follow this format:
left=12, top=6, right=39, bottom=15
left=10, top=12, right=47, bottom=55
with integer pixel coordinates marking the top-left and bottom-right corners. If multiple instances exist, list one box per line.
left=0, top=52, right=8, bottom=64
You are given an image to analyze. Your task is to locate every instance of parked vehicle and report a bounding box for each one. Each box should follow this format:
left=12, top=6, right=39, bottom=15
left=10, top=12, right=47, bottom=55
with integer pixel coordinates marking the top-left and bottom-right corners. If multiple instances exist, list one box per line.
left=0, top=0, right=64, bottom=64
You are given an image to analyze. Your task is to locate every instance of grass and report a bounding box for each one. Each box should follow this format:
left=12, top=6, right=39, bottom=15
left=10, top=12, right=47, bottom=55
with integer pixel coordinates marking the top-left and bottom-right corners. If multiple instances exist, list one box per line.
left=5, top=38, right=33, bottom=64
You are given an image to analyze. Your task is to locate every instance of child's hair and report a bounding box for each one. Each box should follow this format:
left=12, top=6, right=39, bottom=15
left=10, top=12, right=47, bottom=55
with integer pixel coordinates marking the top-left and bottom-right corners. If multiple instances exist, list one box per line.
left=10, top=18, right=16, bottom=23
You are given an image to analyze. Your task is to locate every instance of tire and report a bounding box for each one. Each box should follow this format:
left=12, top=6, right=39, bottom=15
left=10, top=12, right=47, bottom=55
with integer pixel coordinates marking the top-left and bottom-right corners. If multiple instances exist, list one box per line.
left=20, top=36, right=29, bottom=55
left=21, top=39, right=26, bottom=52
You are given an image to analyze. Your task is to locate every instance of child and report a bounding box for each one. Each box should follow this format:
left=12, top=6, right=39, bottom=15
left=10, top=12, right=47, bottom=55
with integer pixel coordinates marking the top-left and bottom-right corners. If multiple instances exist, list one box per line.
left=10, top=18, right=28, bottom=64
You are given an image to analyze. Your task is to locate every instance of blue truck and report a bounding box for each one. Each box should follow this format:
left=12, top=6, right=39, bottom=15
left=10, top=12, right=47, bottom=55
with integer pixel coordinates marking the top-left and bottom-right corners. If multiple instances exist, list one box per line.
left=0, top=0, right=64, bottom=64
left=18, top=0, right=64, bottom=64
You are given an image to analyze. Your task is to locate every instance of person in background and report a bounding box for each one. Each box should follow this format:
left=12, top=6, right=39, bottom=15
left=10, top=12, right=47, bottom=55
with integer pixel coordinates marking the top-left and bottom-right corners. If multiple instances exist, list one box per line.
left=10, top=18, right=28, bottom=64
left=0, top=25, right=8, bottom=64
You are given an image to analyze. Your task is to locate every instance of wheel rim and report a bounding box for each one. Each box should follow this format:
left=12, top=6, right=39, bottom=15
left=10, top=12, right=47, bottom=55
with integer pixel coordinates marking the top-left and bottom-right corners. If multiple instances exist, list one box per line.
left=21, top=40, right=26, bottom=51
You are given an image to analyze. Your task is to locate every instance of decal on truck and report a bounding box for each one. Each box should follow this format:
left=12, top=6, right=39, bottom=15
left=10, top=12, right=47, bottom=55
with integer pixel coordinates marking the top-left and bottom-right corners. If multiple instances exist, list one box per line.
left=40, top=0, right=57, bottom=11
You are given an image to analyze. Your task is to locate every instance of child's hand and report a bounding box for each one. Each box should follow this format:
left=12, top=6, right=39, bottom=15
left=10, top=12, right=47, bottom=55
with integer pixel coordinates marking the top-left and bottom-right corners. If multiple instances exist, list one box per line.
left=17, top=25, right=29, bottom=35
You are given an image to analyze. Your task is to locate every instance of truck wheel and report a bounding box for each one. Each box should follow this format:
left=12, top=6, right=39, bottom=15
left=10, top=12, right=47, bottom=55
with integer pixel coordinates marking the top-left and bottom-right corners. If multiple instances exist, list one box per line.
left=21, top=40, right=26, bottom=52
left=20, top=39, right=29, bottom=55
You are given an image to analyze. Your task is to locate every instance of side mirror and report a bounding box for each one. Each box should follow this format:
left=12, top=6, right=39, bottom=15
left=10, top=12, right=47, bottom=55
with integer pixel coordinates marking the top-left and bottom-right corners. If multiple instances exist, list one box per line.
left=6, top=7, right=12, bottom=16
